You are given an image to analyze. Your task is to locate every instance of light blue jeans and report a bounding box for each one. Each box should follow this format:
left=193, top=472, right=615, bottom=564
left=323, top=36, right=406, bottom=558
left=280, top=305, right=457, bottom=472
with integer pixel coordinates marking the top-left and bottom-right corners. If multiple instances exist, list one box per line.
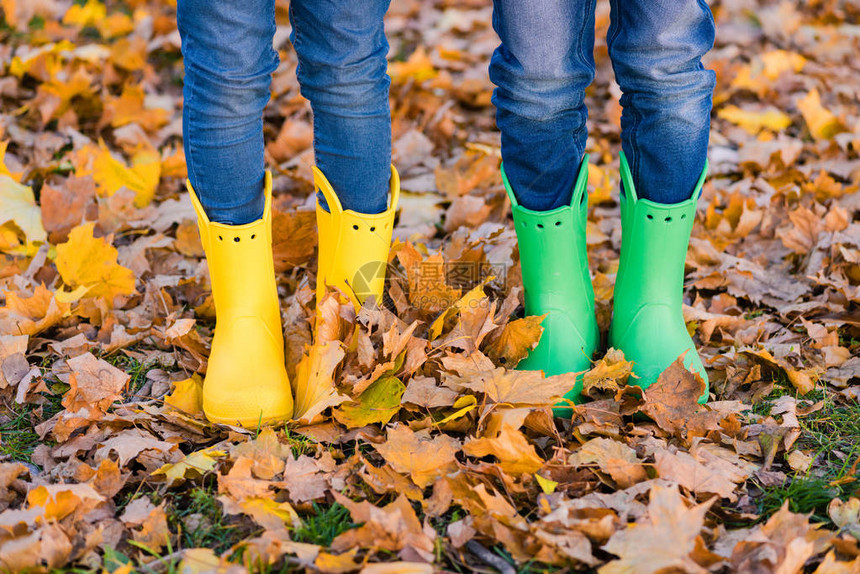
left=177, top=0, right=392, bottom=225
left=490, top=0, right=716, bottom=210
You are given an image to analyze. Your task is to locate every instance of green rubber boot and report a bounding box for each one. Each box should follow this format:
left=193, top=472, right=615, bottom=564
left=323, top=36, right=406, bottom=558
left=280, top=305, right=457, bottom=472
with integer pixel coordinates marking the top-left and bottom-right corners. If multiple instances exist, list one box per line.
left=609, top=152, right=709, bottom=401
left=503, top=157, right=599, bottom=413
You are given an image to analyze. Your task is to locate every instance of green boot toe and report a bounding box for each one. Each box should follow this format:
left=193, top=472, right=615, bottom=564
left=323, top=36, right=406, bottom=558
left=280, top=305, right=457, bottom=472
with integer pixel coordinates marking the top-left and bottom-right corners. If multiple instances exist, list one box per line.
left=504, top=157, right=599, bottom=414
left=609, top=152, right=709, bottom=400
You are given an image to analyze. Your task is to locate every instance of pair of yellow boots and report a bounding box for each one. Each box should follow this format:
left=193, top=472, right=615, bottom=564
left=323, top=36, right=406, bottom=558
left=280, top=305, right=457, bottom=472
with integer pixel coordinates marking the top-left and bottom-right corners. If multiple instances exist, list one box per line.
left=188, top=167, right=400, bottom=427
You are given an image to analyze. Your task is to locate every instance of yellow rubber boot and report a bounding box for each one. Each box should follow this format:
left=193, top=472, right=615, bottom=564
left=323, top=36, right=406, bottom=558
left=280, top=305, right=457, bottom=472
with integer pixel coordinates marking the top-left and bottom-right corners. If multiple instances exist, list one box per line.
left=188, top=172, right=294, bottom=427
left=314, top=165, right=400, bottom=307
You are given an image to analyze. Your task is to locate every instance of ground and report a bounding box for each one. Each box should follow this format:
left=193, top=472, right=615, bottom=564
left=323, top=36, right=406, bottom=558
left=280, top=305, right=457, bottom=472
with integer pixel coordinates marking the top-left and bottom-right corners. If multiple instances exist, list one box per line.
left=0, top=0, right=858, bottom=573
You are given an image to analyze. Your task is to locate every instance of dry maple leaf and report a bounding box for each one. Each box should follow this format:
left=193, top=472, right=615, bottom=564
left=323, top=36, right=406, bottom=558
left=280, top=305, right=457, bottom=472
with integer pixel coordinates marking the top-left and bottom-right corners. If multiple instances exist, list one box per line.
left=292, top=340, right=349, bottom=423
left=483, top=314, right=544, bottom=367
left=0, top=175, right=47, bottom=244
left=0, top=284, right=70, bottom=337
left=64, top=352, right=130, bottom=411
left=232, top=428, right=292, bottom=480
left=463, top=423, right=544, bottom=474
left=640, top=356, right=723, bottom=438
left=121, top=496, right=170, bottom=552
left=451, top=367, right=578, bottom=407
left=55, top=222, right=135, bottom=303
left=729, top=502, right=834, bottom=573
left=652, top=449, right=739, bottom=501
left=569, top=437, right=647, bottom=489
left=331, top=492, right=435, bottom=562
left=373, top=424, right=460, bottom=488
left=600, top=483, right=715, bottom=574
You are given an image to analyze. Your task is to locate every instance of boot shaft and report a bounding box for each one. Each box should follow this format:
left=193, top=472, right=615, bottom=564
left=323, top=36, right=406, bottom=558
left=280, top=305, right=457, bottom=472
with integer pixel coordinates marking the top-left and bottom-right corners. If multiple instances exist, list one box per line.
left=188, top=172, right=282, bottom=333
left=614, top=152, right=705, bottom=313
left=504, top=157, right=595, bottom=317
left=315, top=165, right=400, bottom=307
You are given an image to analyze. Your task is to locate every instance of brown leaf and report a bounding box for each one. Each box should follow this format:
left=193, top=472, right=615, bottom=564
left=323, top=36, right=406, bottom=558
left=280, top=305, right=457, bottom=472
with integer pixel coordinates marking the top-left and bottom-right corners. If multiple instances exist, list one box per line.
left=569, top=437, right=647, bottom=488
left=374, top=424, right=460, bottom=488
left=331, top=493, right=435, bottom=562
left=600, top=483, right=714, bottom=574
left=463, top=424, right=544, bottom=474
left=653, top=448, right=740, bottom=501
left=640, top=357, right=722, bottom=438
left=484, top=314, right=544, bottom=367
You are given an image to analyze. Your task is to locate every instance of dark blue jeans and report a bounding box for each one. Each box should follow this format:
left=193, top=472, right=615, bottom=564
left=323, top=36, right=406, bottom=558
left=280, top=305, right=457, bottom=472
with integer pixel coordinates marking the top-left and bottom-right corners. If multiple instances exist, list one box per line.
left=177, top=0, right=392, bottom=225
left=490, top=0, right=716, bottom=210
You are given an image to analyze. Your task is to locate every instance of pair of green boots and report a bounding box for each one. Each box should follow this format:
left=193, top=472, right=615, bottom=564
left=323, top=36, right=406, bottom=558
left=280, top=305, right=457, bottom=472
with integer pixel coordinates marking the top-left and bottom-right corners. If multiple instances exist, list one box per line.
left=505, top=152, right=708, bottom=412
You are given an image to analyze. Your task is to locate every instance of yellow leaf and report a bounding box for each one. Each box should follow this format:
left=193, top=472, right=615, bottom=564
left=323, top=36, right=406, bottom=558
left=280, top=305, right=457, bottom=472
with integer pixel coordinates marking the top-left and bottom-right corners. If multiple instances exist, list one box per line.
left=0, top=175, right=46, bottom=244
left=717, top=105, right=791, bottom=134
left=798, top=89, right=845, bottom=141
left=163, top=374, right=204, bottom=416
left=760, top=50, right=806, bottom=79
left=102, top=84, right=170, bottom=133
left=236, top=497, right=301, bottom=530
left=0, top=284, right=70, bottom=336
left=88, top=144, right=161, bottom=207
left=0, top=142, right=22, bottom=182
left=37, top=68, right=95, bottom=122
left=388, top=46, right=438, bottom=83
left=153, top=447, right=225, bottom=486
left=292, top=340, right=348, bottom=423
left=97, top=11, right=135, bottom=39
left=535, top=473, right=558, bottom=494
left=62, top=0, right=106, bottom=27
left=28, top=483, right=103, bottom=521
left=436, top=394, right=477, bottom=425
left=55, top=223, right=135, bottom=303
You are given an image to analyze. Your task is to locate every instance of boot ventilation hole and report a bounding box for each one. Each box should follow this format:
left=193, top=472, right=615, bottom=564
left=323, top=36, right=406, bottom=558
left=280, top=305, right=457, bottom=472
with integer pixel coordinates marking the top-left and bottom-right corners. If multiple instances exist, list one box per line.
left=647, top=213, right=685, bottom=222
left=353, top=224, right=359, bottom=230
left=218, top=235, right=223, bottom=240
left=370, top=226, right=376, bottom=232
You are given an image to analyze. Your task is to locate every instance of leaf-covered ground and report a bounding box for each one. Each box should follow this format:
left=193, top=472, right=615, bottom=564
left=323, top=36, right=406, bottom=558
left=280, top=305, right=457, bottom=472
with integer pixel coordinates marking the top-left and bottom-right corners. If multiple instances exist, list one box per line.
left=0, top=0, right=859, bottom=572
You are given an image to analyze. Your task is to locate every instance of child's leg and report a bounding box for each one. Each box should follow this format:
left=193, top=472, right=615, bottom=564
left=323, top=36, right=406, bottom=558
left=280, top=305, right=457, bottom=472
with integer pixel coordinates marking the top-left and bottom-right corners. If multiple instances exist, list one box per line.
left=489, top=0, right=596, bottom=212
left=607, top=0, right=715, bottom=396
left=177, top=0, right=277, bottom=225
left=492, top=1, right=600, bottom=410
left=290, top=0, right=392, bottom=215
left=607, top=0, right=716, bottom=204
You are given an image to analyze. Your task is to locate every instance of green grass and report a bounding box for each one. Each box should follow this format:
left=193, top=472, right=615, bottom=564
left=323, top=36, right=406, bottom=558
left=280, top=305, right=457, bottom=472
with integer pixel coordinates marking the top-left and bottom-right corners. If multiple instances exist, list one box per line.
left=291, top=502, right=356, bottom=546
left=0, top=406, right=41, bottom=463
left=104, top=354, right=157, bottom=396
left=282, top=428, right=317, bottom=458
left=753, top=386, right=860, bottom=524
left=0, top=378, right=65, bottom=465
left=167, top=484, right=253, bottom=554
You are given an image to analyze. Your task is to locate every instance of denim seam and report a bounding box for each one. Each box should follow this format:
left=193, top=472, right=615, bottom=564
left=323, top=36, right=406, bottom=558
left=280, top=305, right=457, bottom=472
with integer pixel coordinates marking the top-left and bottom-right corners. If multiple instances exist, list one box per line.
left=184, top=39, right=201, bottom=202
left=577, top=0, right=595, bottom=75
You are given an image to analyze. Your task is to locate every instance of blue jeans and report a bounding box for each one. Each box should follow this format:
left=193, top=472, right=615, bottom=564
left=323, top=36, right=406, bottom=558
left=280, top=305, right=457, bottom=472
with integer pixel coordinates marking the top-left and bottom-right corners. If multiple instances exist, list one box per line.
left=177, top=0, right=392, bottom=225
left=490, top=0, right=716, bottom=210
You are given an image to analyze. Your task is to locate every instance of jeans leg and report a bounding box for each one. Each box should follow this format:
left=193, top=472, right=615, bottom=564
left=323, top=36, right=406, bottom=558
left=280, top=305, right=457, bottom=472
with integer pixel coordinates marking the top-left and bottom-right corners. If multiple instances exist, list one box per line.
left=608, top=0, right=716, bottom=204
left=490, top=0, right=596, bottom=212
left=290, top=0, right=391, bottom=215
left=177, top=0, right=277, bottom=225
